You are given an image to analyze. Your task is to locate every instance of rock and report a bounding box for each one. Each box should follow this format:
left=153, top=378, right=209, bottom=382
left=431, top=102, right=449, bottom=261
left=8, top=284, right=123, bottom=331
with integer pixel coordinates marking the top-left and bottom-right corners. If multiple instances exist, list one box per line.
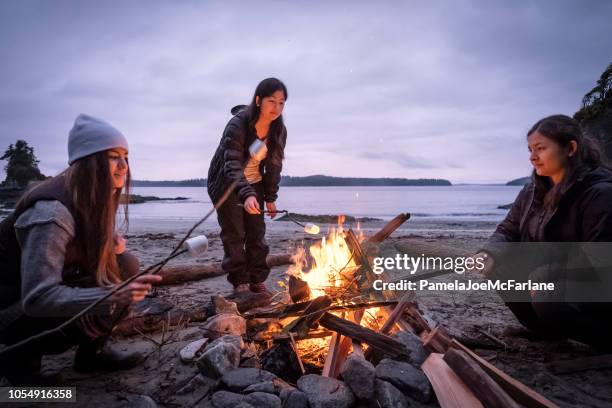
left=297, top=374, right=355, bottom=408
left=179, top=326, right=204, bottom=341
left=179, top=338, right=208, bottom=363
left=340, top=353, right=376, bottom=401
left=374, top=379, right=409, bottom=408
left=202, top=314, right=246, bottom=339
left=211, top=295, right=240, bottom=315
left=241, top=356, right=261, bottom=368
left=122, top=395, right=157, bottom=408
left=284, top=390, right=309, bottom=408
left=394, top=330, right=428, bottom=367
left=375, top=358, right=431, bottom=402
left=206, top=334, right=245, bottom=352
left=197, top=342, right=240, bottom=379
left=244, top=381, right=276, bottom=394
left=221, top=367, right=278, bottom=392
left=211, top=391, right=246, bottom=408
left=244, top=392, right=281, bottom=408
left=261, top=343, right=303, bottom=383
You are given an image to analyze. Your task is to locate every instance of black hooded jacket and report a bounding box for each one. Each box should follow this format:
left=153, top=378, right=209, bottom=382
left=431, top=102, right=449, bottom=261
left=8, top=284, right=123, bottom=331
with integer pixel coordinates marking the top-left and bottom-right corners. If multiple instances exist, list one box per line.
left=207, top=109, right=287, bottom=205
left=487, top=166, right=612, bottom=245
left=483, top=166, right=612, bottom=290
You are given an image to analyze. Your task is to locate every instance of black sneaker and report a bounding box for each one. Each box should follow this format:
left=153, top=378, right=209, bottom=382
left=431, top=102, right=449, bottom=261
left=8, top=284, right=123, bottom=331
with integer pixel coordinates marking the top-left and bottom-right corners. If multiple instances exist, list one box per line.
left=73, top=342, right=145, bottom=373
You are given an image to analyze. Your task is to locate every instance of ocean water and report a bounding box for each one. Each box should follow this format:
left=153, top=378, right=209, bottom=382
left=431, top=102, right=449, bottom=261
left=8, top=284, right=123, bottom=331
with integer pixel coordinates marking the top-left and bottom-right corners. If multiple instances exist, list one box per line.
left=128, top=185, right=522, bottom=224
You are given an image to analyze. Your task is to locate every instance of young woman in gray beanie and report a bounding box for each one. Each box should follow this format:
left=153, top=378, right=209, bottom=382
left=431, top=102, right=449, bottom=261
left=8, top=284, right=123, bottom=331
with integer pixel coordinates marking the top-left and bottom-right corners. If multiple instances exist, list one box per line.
left=207, top=78, right=288, bottom=297
left=0, top=114, right=161, bottom=385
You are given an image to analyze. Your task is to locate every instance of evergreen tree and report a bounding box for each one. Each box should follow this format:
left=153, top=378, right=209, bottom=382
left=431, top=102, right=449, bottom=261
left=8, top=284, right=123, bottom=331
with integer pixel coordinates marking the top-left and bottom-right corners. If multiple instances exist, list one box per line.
left=1, top=140, right=46, bottom=188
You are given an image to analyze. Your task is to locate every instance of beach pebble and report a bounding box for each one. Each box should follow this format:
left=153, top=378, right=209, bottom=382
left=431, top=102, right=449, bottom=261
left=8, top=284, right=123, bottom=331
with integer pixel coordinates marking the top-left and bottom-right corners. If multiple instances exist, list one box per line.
left=179, top=338, right=208, bottom=363
left=202, top=314, right=246, bottom=339
left=375, top=358, right=432, bottom=402
left=283, top=390, right=308, bottom=408
left=340, top=353, right=376, bottom=400
left=196, top=342, right=240, bottom=379
left=297, top=374, right=355, bottom=408
left=221, top=367, right=278, bottom=392
left=374, top=379, right=410, bottom=408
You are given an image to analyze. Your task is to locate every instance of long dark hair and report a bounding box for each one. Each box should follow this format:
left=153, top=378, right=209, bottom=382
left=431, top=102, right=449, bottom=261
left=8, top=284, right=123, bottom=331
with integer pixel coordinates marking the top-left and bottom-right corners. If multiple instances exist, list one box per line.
left=66, top=151, right=131, bottom=285
left=245, top=78, right=288, bottom=161
left=528, top=114, right=607, bottom=208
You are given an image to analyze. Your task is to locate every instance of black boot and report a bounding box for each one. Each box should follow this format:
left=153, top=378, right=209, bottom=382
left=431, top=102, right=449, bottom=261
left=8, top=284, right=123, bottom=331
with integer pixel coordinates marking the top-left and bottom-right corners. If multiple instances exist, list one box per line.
left=73, top=337, right=145, bottom=373
left=1, top=352, right=63, bottom=386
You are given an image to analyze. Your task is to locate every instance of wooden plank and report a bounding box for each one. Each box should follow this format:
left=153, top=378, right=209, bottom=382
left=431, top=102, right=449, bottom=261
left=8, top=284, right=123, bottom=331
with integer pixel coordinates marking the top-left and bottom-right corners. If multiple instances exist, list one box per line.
left=450, top=340, right=559, bottom=408
left=322, top=332, right=343, bottom=377
left=318, top=313, right=408, bottom=359
left=444, top=348, right=521, bottom=408
left=422, top=353, right=484, bottom=408
left=546, top=354, right=612, bottom=374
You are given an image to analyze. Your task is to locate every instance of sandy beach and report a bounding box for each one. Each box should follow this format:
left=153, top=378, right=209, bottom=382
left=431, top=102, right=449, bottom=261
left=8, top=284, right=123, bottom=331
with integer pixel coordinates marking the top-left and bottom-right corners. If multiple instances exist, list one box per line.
left=5, top=217, right=603, bottom=407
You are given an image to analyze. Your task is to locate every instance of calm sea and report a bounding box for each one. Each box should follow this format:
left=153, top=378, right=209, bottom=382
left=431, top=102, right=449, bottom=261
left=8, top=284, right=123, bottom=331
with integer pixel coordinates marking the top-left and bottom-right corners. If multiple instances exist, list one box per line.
left=128, top=185, right=522, bottom=224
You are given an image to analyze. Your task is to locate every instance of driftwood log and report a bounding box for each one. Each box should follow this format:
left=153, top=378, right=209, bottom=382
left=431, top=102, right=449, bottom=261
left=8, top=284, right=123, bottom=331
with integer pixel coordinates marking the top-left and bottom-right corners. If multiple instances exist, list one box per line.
left=157, top=254, right=293, bottom=286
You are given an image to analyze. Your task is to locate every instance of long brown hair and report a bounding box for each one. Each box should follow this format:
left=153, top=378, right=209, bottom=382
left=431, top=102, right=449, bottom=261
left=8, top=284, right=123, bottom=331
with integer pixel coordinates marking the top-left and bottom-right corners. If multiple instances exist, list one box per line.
left=65, top=150, right=131, bottom=285
left=528, top=114, right=608, bottom=208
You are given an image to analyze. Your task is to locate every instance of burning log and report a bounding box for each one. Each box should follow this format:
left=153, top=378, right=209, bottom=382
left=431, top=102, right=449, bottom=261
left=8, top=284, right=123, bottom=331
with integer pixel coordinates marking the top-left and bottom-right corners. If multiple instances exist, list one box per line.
left=157, top=254, right=293, bottom=286
left=288, top=275, right=311, bottom=302
left=244, top=300, right=399, bottom=319
left=443, top=348, right=521, bottom=408
left=282, top=296, right=332, bottom=338
left=318, top=313, right=409, bottom=359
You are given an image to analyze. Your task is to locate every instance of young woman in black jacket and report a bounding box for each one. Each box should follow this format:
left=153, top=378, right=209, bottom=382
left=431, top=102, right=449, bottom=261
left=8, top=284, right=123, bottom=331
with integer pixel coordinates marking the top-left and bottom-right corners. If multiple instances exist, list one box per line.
left=207, top=78, right=288, bottom=296
left=478, top=114, right=612, bottom=349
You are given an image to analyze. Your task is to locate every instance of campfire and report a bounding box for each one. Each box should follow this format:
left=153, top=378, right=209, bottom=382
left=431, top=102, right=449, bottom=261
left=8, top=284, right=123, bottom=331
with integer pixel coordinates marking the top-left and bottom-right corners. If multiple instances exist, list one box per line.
left=182, top=213, right=559, bottom=407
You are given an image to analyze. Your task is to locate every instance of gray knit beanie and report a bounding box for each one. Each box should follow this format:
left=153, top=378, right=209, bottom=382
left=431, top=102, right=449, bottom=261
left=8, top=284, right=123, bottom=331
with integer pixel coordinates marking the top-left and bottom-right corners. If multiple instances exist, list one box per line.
left=68, top=114, right=129, bottom=165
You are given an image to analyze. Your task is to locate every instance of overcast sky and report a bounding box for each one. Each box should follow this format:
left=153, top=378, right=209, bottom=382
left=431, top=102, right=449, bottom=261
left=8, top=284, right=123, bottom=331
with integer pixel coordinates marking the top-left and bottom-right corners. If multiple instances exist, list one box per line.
left=0, top=1, right=610, bottom=183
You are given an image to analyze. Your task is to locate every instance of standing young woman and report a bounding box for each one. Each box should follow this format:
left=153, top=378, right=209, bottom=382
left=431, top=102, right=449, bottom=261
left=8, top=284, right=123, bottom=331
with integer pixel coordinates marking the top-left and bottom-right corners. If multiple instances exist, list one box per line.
left=207, top=78, right=288, bottom=296
left=0, top=114, right=161, bottom=385
left=477, top=114, right=612, bottom=349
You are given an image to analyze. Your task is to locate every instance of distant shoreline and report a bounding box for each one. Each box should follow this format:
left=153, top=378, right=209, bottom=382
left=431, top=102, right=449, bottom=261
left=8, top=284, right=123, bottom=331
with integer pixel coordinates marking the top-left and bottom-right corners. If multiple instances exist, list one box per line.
left=132, top=175, right=453, bottom=187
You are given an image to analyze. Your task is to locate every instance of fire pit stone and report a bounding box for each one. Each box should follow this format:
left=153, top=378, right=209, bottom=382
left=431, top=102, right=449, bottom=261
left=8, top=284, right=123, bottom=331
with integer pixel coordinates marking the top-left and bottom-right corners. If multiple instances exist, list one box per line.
left=296, top=374, right=355, bottom=408
left=202, top=313, right=246, bottom=339
left=374, top=379, right=410, bottom=408
left=339, top=354, right=376, bottom=401
left=375, top=358, right=432, bottom=403
left=220, top=367, right=278, bottom=393
left=196, top=341, right=241, bottom=379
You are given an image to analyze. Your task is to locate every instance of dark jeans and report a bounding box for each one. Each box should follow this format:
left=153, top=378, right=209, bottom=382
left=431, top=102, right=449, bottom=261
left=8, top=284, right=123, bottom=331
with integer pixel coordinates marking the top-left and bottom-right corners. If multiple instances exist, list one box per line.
left=0, top=252, right=140, bottom=374
left=216, top=182, right=270, bottom=287
left=494, top=263, right=612, bottom=350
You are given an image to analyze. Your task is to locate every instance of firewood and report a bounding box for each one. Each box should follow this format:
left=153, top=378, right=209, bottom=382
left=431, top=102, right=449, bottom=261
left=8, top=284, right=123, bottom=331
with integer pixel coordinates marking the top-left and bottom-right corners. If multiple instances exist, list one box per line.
left=283, top=296, right=332, bottom=337
left=546, top=354, right=612, bottom=374
left=443, top=348, right=521, bottom=408
left=244, top=300, right=399, bottom=319
left=288, top=274, right=311, bottom=302
left=363, top=293, right=413, bottom=359
left=318, top=312, right=409, bottom=358
left=450, top=340, right=559, bottom=408
left=157, top=254, right=293, bottom=286
left=421, top=327, right=453, bottom=353
left=422, top=353, right=484, bottom=408
left=272, top=329, right=334, bottom=342
left=323, top=309, right=365, bottom=378
left=367, top=212, right=410, bottom=243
